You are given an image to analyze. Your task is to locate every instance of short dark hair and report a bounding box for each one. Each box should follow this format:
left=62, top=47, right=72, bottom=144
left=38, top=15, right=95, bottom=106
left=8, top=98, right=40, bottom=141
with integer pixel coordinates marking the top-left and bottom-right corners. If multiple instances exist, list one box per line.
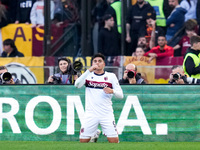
left=57, top=57, right=71, bottom=64
left=3, top=39, right=16, bottom=48
left=91, top=53, right=105, bottom=62
left=190, top=35, right=200, bottom=46
left=185, top=19, right=197, bottom=31
left=158, top=35, right=166, bottom=39
left=0, top=66, right=7, bottom=71
left=102, top=14, right=112, bottom=21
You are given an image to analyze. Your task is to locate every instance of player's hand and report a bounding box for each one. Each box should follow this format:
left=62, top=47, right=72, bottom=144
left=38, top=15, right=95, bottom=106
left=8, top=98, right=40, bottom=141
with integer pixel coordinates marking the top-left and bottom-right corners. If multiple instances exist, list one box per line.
left=103, top=87, right=113, bottom=94
left=88, top=65, right=98, bottom=72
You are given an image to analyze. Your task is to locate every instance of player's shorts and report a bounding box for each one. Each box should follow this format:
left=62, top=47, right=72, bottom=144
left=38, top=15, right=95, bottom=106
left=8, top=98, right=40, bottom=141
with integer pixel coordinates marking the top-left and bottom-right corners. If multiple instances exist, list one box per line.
left=79, top=112, right=118, bottom=139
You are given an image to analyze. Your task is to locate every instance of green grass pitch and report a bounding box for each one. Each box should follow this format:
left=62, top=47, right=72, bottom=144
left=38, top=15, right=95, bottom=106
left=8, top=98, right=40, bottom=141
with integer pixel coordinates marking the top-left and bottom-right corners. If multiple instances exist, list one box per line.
left=0, top=141, right=200, bottom=150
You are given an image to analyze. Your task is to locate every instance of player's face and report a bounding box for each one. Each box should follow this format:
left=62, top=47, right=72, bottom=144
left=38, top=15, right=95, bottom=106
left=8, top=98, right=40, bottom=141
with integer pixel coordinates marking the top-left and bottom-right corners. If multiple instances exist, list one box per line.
left=92, top=57, right=105, bottom=70
left=59, top=60, right=68, bottom=73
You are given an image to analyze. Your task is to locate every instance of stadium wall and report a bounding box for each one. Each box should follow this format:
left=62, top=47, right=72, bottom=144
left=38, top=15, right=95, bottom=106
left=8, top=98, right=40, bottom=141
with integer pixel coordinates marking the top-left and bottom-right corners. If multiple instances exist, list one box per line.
left=0, top=85, right=199, bottom=142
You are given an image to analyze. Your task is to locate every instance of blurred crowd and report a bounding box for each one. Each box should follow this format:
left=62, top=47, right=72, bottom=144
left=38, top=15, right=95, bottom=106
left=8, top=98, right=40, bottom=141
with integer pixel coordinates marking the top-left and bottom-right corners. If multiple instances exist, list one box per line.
left=0, top=0, right=199, bottom=58
left=0, top=0, right=80, bottom=28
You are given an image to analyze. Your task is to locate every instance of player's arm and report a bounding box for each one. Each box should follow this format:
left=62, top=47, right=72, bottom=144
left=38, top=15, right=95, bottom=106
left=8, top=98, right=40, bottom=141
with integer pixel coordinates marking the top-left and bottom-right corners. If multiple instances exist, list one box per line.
left=75, top=65, right=98, bottom=88
left=112, top=74, right=124, bottom=99
left=74, top=70, right=90, bottom=88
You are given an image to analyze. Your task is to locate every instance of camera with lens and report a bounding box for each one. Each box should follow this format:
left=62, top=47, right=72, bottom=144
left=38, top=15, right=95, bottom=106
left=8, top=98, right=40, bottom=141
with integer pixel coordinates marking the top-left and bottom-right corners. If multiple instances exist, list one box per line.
left=72, top=61, right=83, bottom=73
left=68, top=61, right=83, bottom=76
left=172, top=73, right=187, bottom=83
left=172, top=73, right=182, bottom=80
left=127, top=70, right=136, bottom=78
left=0, top=72, right=12, bottom=84
left=52, top=75, right=62, bottom=84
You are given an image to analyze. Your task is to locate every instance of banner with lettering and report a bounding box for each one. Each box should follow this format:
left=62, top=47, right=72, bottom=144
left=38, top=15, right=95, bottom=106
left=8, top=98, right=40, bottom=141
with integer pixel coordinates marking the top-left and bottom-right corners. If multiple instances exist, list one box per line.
left=32, top=24, right=64, bottom=56
left=0, top=57, right=44, bottom=84
left=123, top=56, right=156, bottom=84
left=1, top=24, right=32, bottom=56
left=1, top=24, right=64, bottom=56
left=0, top=85, right=199, bottom=142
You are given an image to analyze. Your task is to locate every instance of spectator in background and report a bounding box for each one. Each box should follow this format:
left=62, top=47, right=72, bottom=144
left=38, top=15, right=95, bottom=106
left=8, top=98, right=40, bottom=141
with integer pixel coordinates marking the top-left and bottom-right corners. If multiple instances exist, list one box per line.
left=1, top=0, right=17, bottom=23
left=119, top=63, right=146, bottom=84
left=133, top=46, right=145, bottom=58
left=183, top=35, right=200, bottom=79
left=137, top=36, right=150, bottom=53
left=105, top=0, right=121, bottom=34
left=98, top=14, right=120, bottom=56
left=145, top=13, right=165, bottom=49
left=91, top=0, right=109, bottom=54
left=1, top=39, right=24, bottom=57
left=166, top=0, right=187, bottom=42
left=0, top=1, right=9, bottom=28
left=126, top=0, right=156, bottom=55
left=15, top=0, right=37, bottom=24
left=180, top=0, right=197, bottom=22
left=53, top=0, right=80, bottom=23
left=144, top=35, right=174, bottom=62
left=163, top=0, right=182, bottom=19
left=173, top=19, right=197, bottom=56
left=30, top=0, right=55, bottom=27
left=146, top=0, right=167, bottom=31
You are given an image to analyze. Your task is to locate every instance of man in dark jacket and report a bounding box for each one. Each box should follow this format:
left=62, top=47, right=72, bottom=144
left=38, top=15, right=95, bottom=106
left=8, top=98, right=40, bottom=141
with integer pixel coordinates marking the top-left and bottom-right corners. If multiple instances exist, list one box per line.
left=126, top=0, right=156, bottom=56
left=1, top=39, right=24, bottom=57
left=98, top=14, right=120, bottom=56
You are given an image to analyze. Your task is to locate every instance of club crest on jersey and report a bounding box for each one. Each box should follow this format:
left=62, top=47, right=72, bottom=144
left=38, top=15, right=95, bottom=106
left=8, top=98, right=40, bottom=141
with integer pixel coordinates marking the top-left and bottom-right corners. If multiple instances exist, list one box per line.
left=104, top=77, right=108, bottom=81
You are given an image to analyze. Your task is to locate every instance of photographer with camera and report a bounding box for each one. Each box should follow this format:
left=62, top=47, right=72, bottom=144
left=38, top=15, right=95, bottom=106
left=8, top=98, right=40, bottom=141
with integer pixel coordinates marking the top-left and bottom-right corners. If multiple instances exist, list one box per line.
left=0, top=66, right=21, bottom=84
left=47, top=57, right=82, bottom=84
left=168, top=65, right=188, bottom=84
left=119, top=63, right=146, bottom=84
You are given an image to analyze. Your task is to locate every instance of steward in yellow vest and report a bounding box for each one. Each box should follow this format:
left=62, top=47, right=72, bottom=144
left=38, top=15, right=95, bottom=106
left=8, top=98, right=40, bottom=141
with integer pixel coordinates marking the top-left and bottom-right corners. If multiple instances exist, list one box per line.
left=183, top=35, right=200, bottom=79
